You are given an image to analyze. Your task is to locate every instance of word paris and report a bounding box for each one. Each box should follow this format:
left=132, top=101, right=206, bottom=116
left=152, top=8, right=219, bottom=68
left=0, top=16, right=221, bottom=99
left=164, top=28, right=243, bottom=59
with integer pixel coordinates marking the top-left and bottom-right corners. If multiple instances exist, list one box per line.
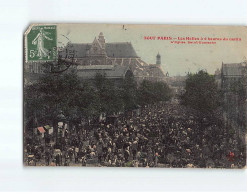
left=24, top=24, right=246, bottom=168
left=144, top=36, right=241, bottom=41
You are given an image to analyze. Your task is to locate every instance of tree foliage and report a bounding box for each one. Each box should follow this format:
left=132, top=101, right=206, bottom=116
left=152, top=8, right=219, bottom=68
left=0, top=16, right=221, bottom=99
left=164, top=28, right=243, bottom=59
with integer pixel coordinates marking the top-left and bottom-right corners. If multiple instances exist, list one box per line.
left=24, top=72, right=96, bottom=128
left=181, top=70, right=220, bottom=113
left=122, top=71, right=138, bottom=111
left=24, top=71, right=173, bottom=130
left=94, top=73, right=124, bottom=115
left=137, top=80, right=172, bottom=106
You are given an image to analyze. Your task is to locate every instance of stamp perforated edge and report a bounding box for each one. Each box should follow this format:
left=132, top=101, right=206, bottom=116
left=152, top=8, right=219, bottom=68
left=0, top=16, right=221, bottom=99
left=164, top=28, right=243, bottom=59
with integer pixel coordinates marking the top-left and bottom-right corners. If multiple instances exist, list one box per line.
left=24, top=23, right=57, bottom=63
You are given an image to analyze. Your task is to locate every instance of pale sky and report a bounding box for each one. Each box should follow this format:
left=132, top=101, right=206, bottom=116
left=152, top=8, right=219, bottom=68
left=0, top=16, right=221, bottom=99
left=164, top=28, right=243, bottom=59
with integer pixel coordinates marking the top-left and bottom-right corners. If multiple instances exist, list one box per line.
left=57, top=24, right=247, bottom=76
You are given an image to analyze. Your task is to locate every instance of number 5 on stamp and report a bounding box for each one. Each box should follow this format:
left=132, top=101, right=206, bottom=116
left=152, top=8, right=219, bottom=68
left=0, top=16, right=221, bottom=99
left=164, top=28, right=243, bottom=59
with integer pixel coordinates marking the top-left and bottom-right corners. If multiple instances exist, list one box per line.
left=25, top=25, right=57, bottom=62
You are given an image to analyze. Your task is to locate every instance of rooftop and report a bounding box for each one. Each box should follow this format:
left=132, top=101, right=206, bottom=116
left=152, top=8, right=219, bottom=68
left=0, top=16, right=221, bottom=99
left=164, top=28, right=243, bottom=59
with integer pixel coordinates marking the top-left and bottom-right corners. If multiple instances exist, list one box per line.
left=77, top=65, right=131, bottom=79
left=222, top=63, right=245, bottom=77
left=59, top=42, right=139, bottom=58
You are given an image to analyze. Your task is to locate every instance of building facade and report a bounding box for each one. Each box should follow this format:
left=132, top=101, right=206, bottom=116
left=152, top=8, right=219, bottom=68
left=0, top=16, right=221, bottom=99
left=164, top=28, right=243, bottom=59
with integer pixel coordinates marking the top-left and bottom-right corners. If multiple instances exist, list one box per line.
left=219, top=62, right=247, bottom=140
left=58, top=32, right=166, bottom=83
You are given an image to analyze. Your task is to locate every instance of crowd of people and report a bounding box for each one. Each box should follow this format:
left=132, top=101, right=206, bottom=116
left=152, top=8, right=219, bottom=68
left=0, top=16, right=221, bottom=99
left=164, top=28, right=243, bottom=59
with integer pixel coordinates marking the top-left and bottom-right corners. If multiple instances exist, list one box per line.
left=24, top=101, right=246, bottom=168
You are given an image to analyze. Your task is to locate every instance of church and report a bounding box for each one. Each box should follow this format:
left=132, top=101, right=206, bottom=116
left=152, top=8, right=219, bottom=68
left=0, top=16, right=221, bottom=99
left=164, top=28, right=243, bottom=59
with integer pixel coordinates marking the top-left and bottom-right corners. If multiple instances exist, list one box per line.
left=58, top=32, right=167, bottom=83
left=25, top=32, right=167, bottom=84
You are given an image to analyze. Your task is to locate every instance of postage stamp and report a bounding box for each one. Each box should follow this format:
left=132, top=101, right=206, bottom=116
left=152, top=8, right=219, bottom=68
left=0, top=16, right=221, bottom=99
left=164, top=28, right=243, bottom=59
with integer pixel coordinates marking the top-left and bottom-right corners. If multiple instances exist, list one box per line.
left=25, top=24, right=57, bottom=62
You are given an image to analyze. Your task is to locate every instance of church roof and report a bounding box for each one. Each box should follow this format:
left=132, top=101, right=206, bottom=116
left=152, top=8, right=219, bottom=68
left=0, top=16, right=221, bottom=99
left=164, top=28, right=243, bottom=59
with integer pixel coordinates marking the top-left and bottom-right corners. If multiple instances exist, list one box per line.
left=77, top=65, right=131, bottom=79
left=59, top=43, right=88, bottom=58
left=77, top=65, right=114, bottom=70
left=59, top=42, right=138, bottom=58
left=222, top=63, right=244, bottom=77
left=105, top=42, right=138, bottom=58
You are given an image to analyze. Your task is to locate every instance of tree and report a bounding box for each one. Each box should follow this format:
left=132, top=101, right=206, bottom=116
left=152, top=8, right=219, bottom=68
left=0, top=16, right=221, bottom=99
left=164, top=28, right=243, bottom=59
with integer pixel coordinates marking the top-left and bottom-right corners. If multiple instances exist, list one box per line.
left=137, top=80, right=172, bottom=106
left=94, top=73, right=124, bottom=115
left=137, top=80, right=155, bottom=105
left=24, top=72, right=99, bottom=131
left=152, top=81, right=173, bottom=102
left=122, top=70, right=138, bottom=111
left=181, top=70, right=220, bottom=113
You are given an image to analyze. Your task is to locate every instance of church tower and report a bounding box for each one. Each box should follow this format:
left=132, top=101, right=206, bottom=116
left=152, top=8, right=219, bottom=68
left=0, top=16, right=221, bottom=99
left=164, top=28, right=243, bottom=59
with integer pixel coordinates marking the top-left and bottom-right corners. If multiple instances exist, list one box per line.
left=156, top=53, right=161, bottom=65
left=98, top=32, right=106, bottom=49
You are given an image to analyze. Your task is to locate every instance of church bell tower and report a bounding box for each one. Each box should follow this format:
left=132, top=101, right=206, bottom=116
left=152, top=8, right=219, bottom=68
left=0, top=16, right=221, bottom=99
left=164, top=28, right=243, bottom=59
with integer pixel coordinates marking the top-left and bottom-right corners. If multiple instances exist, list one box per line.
left=156, top=53, right=161, bottom=65
left=98, top=32, right=106, bottom=49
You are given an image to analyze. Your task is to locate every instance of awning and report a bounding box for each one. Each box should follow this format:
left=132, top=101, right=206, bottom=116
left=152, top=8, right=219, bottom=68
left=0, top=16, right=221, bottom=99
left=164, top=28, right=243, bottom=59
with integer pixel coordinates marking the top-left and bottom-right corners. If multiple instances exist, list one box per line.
left=37, top=126, right=45, bottom=133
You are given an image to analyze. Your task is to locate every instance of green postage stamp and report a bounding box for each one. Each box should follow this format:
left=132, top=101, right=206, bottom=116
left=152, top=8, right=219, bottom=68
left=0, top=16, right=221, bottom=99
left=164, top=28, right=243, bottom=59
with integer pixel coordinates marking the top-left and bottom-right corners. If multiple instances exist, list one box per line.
left=25, top=24, right=57, bottom=62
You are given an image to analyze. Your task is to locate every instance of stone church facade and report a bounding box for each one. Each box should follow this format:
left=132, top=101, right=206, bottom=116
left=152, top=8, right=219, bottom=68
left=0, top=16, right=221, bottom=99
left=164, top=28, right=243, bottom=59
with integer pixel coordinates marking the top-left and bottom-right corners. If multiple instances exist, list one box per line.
left=58, top=32, right=167, bottom=83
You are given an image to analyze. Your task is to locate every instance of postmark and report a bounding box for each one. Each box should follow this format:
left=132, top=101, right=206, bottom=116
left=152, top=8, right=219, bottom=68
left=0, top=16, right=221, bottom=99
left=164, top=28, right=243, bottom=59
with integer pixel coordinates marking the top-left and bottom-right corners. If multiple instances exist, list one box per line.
left=26, top=25, right=57, bottom=62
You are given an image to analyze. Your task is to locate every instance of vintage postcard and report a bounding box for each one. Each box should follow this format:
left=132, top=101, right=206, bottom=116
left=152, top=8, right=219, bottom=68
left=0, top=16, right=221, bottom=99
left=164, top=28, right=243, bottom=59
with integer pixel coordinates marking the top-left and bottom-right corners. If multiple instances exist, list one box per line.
left=24, top=24, right=247, bottom=168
